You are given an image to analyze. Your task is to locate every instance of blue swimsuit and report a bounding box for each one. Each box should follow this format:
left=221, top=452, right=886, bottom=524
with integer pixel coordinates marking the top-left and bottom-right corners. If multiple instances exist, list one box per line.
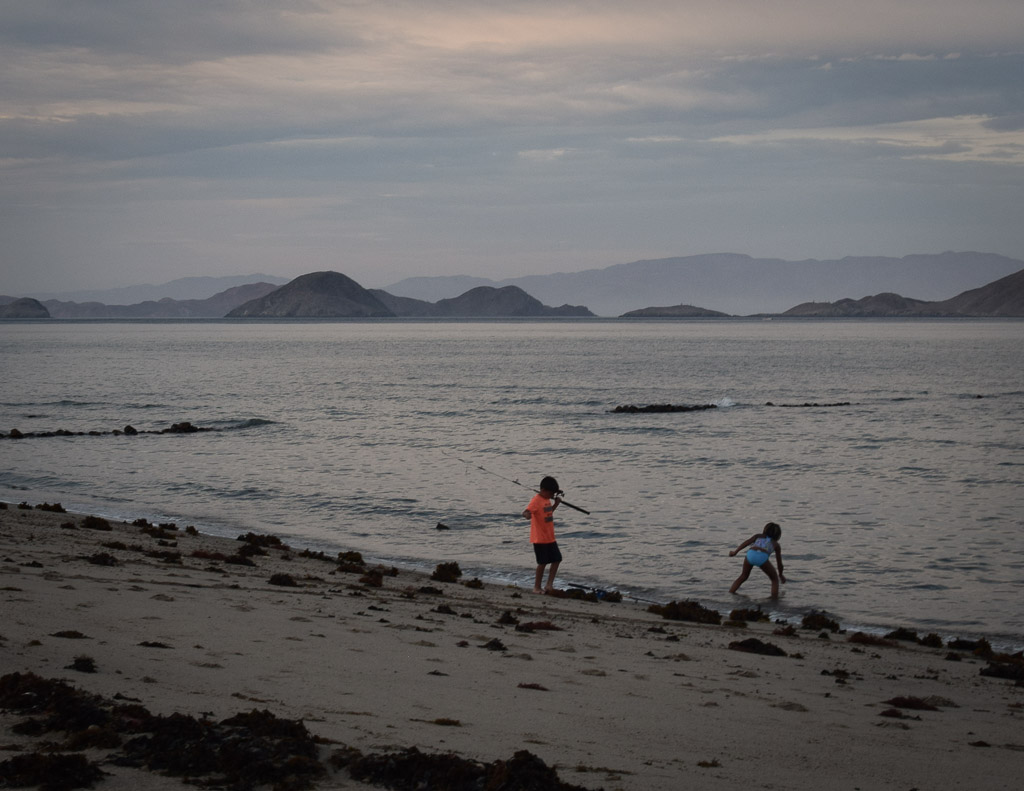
left=746, top=536, right=774, bottom=567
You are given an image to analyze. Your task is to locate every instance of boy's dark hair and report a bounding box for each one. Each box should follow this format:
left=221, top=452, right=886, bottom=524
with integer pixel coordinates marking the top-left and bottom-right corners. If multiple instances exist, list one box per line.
left=763, top=522, right=782, bottom=540
left=540, top=476, right=561, bottom=494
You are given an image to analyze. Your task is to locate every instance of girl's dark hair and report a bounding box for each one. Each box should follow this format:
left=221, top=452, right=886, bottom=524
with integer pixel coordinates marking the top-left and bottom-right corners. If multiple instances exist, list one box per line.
left=763, top=522, right=782, bottom=540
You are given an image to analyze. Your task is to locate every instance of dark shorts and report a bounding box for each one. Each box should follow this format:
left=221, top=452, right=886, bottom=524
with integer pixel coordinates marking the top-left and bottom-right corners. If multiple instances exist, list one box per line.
left=533, top=542, right=562, bottom=565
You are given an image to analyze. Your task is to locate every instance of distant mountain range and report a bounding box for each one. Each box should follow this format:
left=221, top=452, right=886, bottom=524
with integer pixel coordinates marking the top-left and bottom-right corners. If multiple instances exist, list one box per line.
left=3, top=252, right=1024, bottom=318
left=386, top=252, right=1024, bottom=316
left=25, top=274, right=290, bottom=305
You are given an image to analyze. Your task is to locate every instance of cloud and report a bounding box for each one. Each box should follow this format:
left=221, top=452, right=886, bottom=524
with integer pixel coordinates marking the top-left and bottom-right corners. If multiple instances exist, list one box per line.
left=1, top=1, right=1023, bottom=292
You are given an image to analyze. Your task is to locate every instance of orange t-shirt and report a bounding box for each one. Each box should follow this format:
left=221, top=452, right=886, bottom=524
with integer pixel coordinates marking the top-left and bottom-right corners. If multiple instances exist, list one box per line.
left=526, top=492, right=556, bottom=544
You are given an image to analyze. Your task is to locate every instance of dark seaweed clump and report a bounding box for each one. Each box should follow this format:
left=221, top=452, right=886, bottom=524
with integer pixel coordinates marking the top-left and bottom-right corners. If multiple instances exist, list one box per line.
left=801, top=612, right=840, bottom=632
left=0, top=752, right=105, bottom=791
left=0, top=673, right=597, bottom=791
left=431, top=562, right=463, bottom=583
left=0, top=672, right=325, bottom=791
left=728, top=638, right=787, bottom=657
left=338, top=746, right=595, bottom=791
left=647, top=600, right=722, bottom=625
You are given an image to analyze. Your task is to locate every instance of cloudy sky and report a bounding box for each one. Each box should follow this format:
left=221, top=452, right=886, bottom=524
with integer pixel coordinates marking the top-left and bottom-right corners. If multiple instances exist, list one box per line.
left=2, top=0, right=1023, bottom=294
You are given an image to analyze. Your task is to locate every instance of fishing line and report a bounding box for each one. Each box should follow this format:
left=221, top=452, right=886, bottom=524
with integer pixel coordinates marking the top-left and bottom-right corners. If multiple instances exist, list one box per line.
left=441, top=449, right=591, bottom=515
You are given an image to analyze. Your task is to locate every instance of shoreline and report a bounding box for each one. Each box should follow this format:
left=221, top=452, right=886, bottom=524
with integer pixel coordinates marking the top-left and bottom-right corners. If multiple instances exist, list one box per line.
left=3, top=501, right=1024, bottom=790
left=6, top=495, right=1020, bottom=655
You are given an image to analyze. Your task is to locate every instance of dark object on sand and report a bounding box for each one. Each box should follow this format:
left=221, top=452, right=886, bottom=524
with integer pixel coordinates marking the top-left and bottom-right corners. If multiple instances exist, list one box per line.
left=431, top=561, right=462, bottom=583
left=801, top=612, right=840, bottom=632
left=729, top=638, right=787, bottom=657
left=0, top=752, right=105, bottom=790
left=647, top=600, right=722, bottom=625
left=339, top=745, right=592, bottom=791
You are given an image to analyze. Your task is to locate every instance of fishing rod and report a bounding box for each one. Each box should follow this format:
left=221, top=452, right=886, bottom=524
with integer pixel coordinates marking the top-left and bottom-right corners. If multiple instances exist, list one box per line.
left=443, top=451, right=591, bottom=515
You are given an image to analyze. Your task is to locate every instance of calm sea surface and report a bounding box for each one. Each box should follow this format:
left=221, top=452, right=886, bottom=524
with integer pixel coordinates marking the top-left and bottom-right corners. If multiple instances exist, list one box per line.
left=2, top=319, right=1022, bottom=648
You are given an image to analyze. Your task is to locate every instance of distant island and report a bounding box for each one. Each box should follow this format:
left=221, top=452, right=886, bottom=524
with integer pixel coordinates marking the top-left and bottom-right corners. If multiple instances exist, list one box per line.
left=225, top=272, right=594, bottom=318
left=778, top=267, right=1024, bottom=317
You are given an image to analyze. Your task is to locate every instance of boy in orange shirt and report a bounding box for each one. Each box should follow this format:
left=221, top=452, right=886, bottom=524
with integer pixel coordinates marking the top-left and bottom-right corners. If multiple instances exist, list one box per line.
left=522, top=476, right=563, bottom=594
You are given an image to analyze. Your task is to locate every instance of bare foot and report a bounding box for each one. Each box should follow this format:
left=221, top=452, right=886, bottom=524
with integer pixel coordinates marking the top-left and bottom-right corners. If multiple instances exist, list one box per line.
left=532, top=588, right=545, bottom=594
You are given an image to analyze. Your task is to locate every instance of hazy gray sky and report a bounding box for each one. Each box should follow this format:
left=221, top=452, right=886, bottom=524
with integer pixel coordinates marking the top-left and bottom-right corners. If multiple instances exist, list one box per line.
left=3, top=0, right=1023, bottom=293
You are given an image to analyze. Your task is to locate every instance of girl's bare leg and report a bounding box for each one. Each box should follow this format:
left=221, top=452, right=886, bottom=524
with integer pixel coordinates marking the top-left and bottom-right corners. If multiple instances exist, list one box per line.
left=762, top=562, right=781, bottom=598
left=730, top=560, right=753, bottom=593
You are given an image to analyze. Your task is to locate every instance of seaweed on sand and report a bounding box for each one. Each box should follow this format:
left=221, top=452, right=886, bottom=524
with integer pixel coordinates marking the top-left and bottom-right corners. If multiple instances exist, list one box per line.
left=338, top=746, right=596, bottom=791
left=647, top=600, right=722, bottom=625
left=728, top=638, right=787, bottom=657
left=0, top=752, right=105, bottom=791
left=431, top=562, right=463, bottom=583
left=801, top=611, right=840, bottom=632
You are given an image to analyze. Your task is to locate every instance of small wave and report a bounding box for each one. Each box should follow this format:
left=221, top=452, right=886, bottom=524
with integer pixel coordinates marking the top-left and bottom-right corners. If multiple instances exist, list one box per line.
left=228, top=418, right=277, bottom=429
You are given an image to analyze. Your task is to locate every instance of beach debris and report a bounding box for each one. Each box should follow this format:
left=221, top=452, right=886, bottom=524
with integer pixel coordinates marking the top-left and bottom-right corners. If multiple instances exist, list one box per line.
left=821, top=668, right=859, bottom=684
left=728, top=638, right=787, bottom=657
left=80, top=515, right=112, bottom=531
left=50, top=630, right=90, bottom=639
left=647, top=600, right=722, bottom=625
left=611, top=402, right=717, bottom=413
left=463, top=577, right=484, bottom=589
left=339, top=746, right=593, bottom=791
left=138, top=641, right=172, bottom=648
left=848, top=632, right=898, bottom=648
left=269, top=573, right=299, bottom=587
left=431, top=561, right=463, bottom=583
left=516, top=621, right=563, bottom=633
left=980, top=655, right=1024, bottom=682
left=801, top=611, right=840, bottom=632
left=0, top=752, right=106, bottom=790
left=518, top=683, right=549, bottom=691
left=237, top=531, right=287, bottom=551
left=947, top=637, right=994, bottom=658
left=697, top=758, right=722, bottom=768
left=884, top=696, right=940, bottom=711
left=885, top=627, right=920, bottom=642
left=497, top=611, right=520, bottom=626
left=0, top=672, right=326, bottom=791
left=35, top=502, right=67, bottom=513
left=86, top=551, right=118, bottom=566
left=66, top=656, right=97, bottom=673
left=481, top=638, right=507, bottom=651
left=773, top=624, right=798, bottom=637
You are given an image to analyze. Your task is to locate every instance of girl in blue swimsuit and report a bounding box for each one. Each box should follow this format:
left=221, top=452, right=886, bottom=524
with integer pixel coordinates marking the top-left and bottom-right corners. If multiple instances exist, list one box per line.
left=729, top=522, right=786, bottom=598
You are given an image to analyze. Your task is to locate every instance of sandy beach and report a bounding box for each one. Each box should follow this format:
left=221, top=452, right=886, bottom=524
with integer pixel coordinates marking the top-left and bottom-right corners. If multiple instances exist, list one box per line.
left=2, top=502, right=1022, bottom=790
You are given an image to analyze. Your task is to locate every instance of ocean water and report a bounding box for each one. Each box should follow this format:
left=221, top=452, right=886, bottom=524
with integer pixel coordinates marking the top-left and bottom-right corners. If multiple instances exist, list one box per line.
left=2, top=319, right=1022, bottom=648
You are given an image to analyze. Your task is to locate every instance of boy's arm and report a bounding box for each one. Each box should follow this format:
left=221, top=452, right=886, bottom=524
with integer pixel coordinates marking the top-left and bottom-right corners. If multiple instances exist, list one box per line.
left=774, top=544, right=786, bottom=581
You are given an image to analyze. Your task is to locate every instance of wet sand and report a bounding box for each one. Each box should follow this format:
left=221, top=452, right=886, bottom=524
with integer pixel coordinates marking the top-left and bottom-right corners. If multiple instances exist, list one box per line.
left=2, top=503, right=1022, bottom=790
